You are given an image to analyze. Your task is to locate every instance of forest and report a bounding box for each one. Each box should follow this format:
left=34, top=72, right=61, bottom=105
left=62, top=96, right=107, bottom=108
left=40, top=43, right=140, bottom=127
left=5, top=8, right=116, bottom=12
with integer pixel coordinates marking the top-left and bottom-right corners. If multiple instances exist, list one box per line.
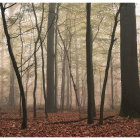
left=0, top=2, right=140, bottom=137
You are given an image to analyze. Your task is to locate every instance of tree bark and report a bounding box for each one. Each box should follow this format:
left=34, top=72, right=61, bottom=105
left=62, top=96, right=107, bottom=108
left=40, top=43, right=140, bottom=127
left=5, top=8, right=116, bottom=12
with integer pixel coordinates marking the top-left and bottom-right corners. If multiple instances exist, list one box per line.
left=47, top=3, right=56, bottom=113
left=120, top=3, right=140, bottom=117
left=86, top=3, right=96, bottom=124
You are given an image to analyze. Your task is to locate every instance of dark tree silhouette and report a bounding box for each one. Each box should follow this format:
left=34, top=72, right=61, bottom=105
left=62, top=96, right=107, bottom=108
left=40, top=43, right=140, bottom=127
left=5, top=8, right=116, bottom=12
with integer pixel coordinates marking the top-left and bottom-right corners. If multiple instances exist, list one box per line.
left=99, top=5, right=121, bottom=125
left=32, top=3, right=48, bottom=118
left=120, top=3, right=140, bottom=117
left=86, top=3, right=96, bottom=124
left=0, top=3, right=27, bottom=129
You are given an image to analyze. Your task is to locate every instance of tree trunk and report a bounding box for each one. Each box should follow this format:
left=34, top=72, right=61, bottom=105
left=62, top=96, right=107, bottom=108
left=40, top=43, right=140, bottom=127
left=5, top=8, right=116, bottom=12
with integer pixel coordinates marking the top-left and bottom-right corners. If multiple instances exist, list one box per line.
left=33, top=29, right=38, bottom=119
left=69, top=41, right=72, bottom=110
left=32, top=3, right=48, bottom=118
left=0, top=33, right=4, bottom=101
left=60, top=54, right=66, bottom=111
left=99, top=5, right=121, bottom=125
left=120, top=3, right=140, bottom=117
left=8, top=7, right=16, bottom=109
left=8, top=60, right=15, bottom=108
left=46, top=3, right=56, bottom=113
left=110, top=56, right=114, bottom=109
left=40, top=38, right=48, bottom=117
left=57, top=25, right=81, bottom=119
left=54, top=23, right=58, bottom=112
left=66, top=57, right=70, bottom=109
left=86, top=3, right=96, bottom=124
left=99, top=70, right=102, bottom=98
left=81, top=71, right=85, bottom=109
left=54, top=4, right=60, bottom=112
left=75, top=44, right=80, bottom=108
left=0, top=3, right=27, bottom=129
left=19, top=20, right=24, bottom=115
left=25, top=44, right=32, bottom=107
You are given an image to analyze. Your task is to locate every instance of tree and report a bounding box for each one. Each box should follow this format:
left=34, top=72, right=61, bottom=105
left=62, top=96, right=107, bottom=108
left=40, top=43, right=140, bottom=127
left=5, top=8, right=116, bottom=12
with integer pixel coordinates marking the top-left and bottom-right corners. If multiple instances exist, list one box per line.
left=110, top=56, right=114, bottom=109
left=0, top=33, right=4, bottom=101
left=54, top=3, right=60, bottom=111
left=39, top=4, right=48, bottom=118
left=86, top=3, right=96, bottom=124
left=19, top=17, right=24, bottom=115
left=75, top=41, right=80, bottom=108
left=47, top=3, right=56, bottom=113
left=120, top=3, right=140, bottom=117
left=99, top=4, right=121, bottom=125
left=32, top=3, right=40, bottom=118
left=8, top=61, right=15, bottom=108
left=8, top=5, right=16, bottom=109
left=32, top=3, right=48, bottom=118
left=60, top=51, right=66, bottom=111
left=0, top=3, right=27, bottom=129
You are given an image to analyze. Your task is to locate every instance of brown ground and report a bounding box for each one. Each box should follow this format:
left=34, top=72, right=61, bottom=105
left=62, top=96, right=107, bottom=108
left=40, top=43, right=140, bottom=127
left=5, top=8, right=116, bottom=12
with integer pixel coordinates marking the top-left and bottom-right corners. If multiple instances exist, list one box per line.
left=0, top=109, right=140, bottom=137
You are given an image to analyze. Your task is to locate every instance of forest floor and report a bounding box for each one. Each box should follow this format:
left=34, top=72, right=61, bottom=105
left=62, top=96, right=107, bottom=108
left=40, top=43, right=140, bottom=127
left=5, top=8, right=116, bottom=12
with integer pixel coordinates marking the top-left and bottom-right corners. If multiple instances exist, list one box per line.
left=0, top=109, right=140, bottom=137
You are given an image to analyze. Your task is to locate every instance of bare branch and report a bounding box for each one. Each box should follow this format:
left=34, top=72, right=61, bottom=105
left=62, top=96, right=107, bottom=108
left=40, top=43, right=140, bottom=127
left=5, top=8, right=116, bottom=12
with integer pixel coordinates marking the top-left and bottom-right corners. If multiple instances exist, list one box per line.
left=18, top=4, right=55, bottom=69
left=92, top=16, right=104, bottom=43
left=5, top=3, right=16, bottom=10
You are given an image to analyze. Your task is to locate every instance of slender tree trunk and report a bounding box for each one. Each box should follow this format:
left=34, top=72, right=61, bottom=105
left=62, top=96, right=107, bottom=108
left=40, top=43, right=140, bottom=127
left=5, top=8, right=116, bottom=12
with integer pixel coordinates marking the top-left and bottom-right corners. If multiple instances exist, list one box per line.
left=99, top=70, right=102, bottom=98
left=68, top=26, right=72, bottom=110
left=110, top=56, right=114, bottom=109
left=55, top=25, right=58, bottom=111
left=54, top=4, right=60, bottom=111
left=75, top=44, right=80, bottom=108
left=7, top=3, right=16, bottom=109
left=32, top=3, right=48, bottom=118
left=81, top=79, right=84, bottom=108
left=99, top=5, right=121, bottom=125
left=60, top=54, right=66, bottom=111
left=19, top=20, right=24, bottom=115
left=83, top=82, right=87, bottom=109
left=25, top=43, right=32, bottom=107
left=0, top=34, right=4, bottom=101
left=69, top=43, right=72, bottom=110
left=58, top=26, right=81, bottom=118
left=25, top=69, right=29, bottom=106
left=40, top=79, right=43, bottom=106
left=40, top=37, right=48, bottom=118
left=8, top=60, right=15, bottom=108
left=0, top=3, right=27, bottom=129
left=33, top=34, right=37, bottom=119
left=66, top=58, right=70, bottom=109
left=81, top=72, right=85, bottom=109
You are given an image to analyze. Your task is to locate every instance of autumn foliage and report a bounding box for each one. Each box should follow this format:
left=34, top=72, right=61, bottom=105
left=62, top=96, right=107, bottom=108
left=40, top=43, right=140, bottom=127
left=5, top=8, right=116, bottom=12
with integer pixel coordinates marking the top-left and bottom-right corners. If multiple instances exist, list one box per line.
left=0, top=110, right=140, bottom=137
